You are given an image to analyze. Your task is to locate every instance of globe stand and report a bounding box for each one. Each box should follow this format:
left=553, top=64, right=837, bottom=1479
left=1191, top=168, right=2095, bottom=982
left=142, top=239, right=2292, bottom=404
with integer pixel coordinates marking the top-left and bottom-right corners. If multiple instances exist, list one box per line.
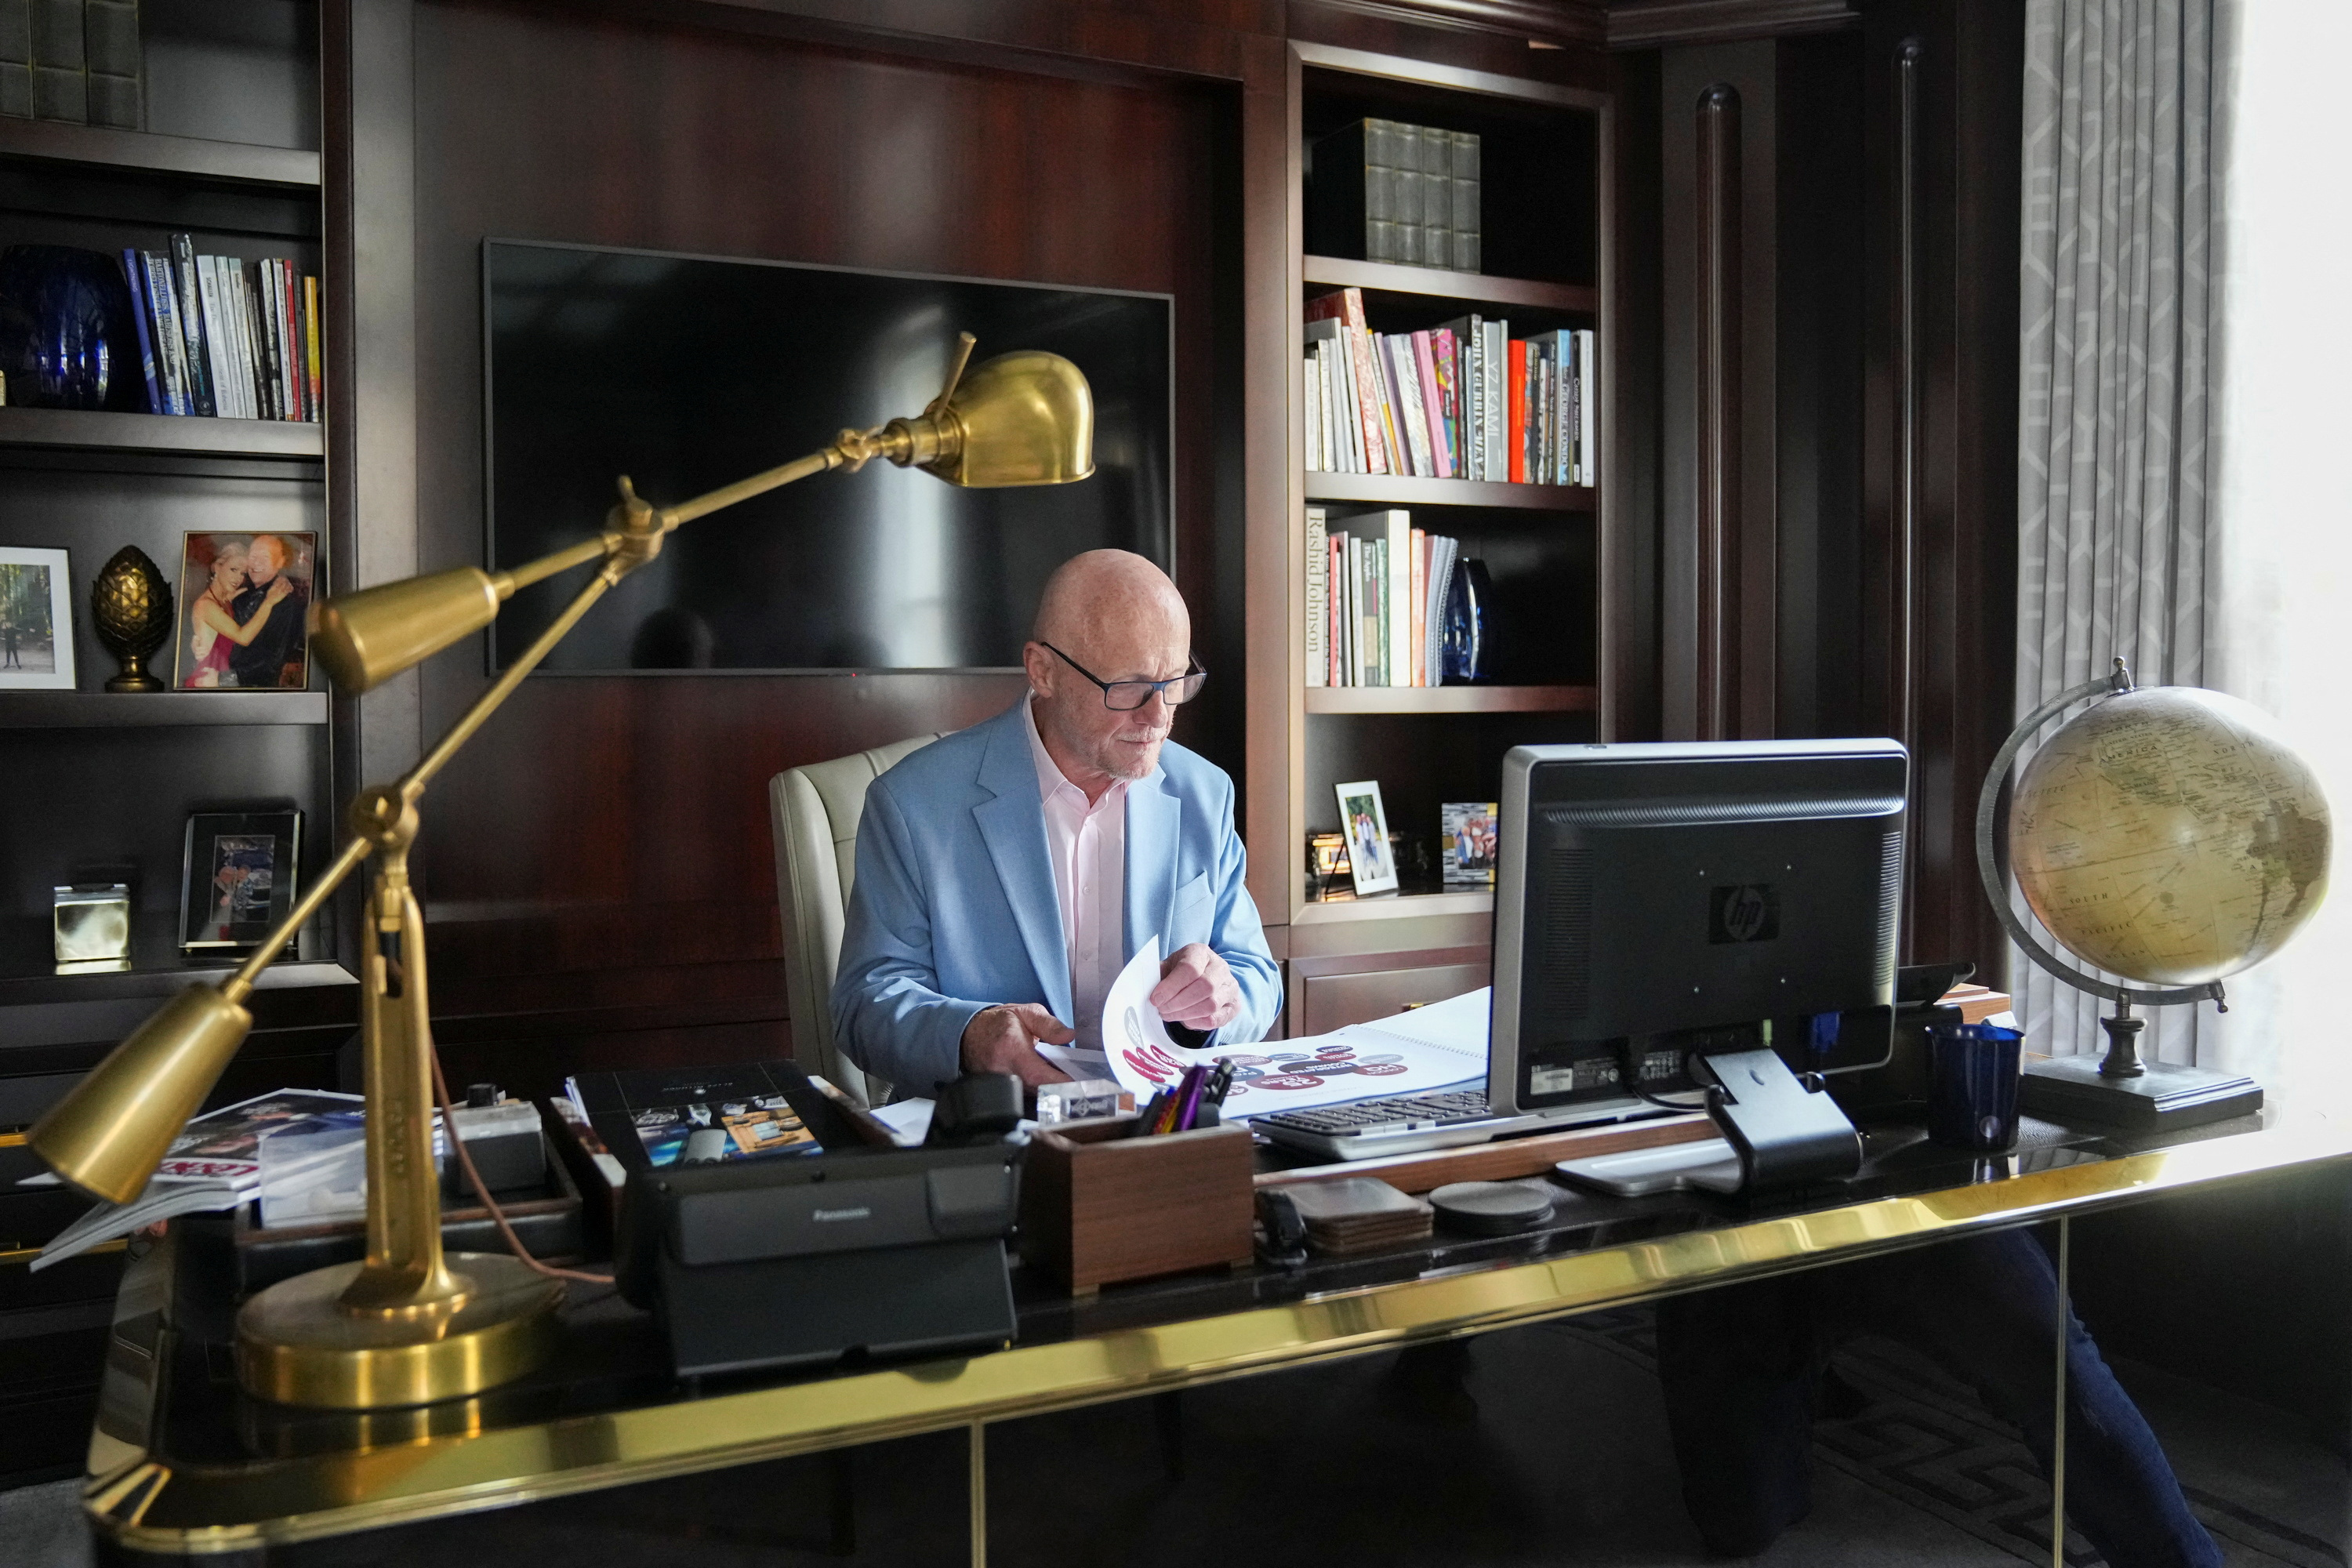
left=1980, top=663, right=2268, bottom=1134
left=2016, top=996, right=2263, bottom=1132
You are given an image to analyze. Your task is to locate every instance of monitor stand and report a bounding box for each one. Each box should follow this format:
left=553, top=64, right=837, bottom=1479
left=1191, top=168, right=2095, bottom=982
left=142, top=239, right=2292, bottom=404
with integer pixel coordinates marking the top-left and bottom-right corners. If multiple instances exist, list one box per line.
left=1700, top=1048, right=1864, bottom=1189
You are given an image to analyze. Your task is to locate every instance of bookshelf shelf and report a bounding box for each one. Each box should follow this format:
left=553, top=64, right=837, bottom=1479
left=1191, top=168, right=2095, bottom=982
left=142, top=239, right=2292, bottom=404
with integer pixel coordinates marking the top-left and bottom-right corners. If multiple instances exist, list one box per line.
left=0, top=118, right=320, bottom=191
left=1304, top=255, right=1596, bottom=315
left=0, top=691, right=327, bottom=729
left=1305, top=685, right=1596, bottom=716
left=1305, top=472, right=1593, bottom=510
left=0, top=407, right=322, bottom=460
left=1297, top=888, right=1494, bottom=924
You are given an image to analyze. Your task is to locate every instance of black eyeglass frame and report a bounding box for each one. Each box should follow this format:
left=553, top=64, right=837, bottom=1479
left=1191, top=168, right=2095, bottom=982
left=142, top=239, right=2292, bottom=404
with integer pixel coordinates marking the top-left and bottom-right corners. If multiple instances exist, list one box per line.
left=1040, top=642, right=1208, bottom=711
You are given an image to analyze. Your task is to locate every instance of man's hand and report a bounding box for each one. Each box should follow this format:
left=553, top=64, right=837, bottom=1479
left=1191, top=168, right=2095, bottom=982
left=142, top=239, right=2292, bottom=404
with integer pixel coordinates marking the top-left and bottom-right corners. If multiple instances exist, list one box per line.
left=1151, top=943, right=1241, bottom=1033
left=960, top=1003, right=1076, bottom=1087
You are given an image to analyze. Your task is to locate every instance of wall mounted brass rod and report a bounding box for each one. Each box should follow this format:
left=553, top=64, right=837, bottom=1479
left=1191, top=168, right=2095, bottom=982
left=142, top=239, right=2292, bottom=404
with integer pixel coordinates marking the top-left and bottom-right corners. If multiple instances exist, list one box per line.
left=495, top=535, right=614, bottom=596
left=659, top=446, right=843, bottom=528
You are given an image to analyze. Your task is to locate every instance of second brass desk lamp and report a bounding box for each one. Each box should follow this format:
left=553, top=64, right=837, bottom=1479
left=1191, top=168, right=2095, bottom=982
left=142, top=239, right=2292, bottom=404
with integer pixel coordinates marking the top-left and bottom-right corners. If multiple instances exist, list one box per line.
left=29, top=335, right=1093, bottom=1410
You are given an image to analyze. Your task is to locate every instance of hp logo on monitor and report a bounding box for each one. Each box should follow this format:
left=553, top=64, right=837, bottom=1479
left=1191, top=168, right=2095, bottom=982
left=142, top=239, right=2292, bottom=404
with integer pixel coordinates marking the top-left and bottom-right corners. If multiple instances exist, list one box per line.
left=1709, top=884, right=1780, bottom=943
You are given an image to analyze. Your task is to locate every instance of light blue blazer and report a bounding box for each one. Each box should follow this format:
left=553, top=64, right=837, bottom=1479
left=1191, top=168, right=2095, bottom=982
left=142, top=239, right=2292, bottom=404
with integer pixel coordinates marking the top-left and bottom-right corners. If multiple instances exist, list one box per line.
left=831, top=699, right=1281, bottom=1094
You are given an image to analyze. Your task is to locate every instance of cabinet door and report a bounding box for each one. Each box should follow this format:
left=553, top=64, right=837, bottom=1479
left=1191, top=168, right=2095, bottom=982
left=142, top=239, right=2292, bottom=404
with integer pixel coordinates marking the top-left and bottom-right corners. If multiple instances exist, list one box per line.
left=1288, top=953, right=1489, bottom=1037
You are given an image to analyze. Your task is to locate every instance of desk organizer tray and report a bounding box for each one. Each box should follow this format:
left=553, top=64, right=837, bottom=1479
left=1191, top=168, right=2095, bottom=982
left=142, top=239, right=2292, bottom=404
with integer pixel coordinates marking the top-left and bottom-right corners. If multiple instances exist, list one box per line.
left=1018, top=1117, right=1254, bottom=1294
left=176, top=1144, right=584, bottom=1302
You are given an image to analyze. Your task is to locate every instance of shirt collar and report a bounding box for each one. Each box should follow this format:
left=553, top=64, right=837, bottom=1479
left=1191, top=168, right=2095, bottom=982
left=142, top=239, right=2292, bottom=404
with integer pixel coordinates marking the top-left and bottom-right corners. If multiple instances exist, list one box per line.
left=1025, top=698, right=1126, bottom=813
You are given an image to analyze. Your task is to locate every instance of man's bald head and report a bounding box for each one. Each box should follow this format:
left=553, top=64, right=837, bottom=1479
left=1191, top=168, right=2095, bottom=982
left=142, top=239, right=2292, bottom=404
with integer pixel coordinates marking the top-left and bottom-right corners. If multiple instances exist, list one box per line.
left=1022, top=550, right=1193, bottom=797
left=1031, top=550, right=1188, bottom=661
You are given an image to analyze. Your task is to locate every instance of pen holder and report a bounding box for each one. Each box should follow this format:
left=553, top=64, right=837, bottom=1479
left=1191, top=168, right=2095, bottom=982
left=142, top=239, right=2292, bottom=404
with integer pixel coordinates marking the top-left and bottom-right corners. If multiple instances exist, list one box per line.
left=1018, top=1117, right=1255, bottom=1294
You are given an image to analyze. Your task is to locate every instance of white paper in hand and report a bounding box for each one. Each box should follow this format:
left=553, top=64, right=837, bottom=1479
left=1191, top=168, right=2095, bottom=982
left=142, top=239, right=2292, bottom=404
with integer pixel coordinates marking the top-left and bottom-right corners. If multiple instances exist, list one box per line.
left=1099, top=936, right=1215, bottom=1101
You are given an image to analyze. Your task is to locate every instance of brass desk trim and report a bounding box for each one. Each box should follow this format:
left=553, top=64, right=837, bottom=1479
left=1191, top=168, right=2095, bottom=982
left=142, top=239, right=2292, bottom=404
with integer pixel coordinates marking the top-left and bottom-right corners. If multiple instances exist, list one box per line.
left=89, top=1118, right=2352, bottom=1554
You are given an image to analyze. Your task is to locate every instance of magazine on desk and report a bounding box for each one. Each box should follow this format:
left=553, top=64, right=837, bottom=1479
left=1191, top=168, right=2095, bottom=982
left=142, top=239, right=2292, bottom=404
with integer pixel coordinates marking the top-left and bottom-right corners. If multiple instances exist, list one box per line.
left=25, top=1090, right=371, bottom=1270
left=1097, top=942, right=1489, bottom=1119
left=565, top=1061, right=824, bottom=1171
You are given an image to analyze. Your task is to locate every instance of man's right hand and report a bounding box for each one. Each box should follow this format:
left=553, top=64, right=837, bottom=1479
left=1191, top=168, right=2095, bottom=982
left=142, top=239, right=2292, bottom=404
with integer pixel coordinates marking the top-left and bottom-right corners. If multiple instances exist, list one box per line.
left=960, top=1003, right=1076, bottom=1087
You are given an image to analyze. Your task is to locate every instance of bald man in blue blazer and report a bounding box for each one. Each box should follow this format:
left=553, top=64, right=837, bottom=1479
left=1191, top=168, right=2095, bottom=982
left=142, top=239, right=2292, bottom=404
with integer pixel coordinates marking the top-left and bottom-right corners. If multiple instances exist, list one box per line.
left=833, top=551, right=1280, bottom=1097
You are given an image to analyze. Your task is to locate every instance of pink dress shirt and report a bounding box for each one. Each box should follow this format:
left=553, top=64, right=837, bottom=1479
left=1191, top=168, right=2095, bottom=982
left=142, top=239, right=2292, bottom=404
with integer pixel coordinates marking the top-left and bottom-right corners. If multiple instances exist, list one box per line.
left=1025, top=699, right=1127, bottom=1051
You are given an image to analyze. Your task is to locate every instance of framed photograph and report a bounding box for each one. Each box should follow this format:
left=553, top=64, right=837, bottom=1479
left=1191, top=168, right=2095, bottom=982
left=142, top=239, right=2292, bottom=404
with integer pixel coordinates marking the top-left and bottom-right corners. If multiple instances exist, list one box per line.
left=1334, top=780, right=1398, bottom=896
left=1442, top=801, right=1499, bottom=887
left=0, top=546, right=74, bottom=690
left=173, top=531, right=317, bottom=690
left=182, top=811, right=303, bottom=952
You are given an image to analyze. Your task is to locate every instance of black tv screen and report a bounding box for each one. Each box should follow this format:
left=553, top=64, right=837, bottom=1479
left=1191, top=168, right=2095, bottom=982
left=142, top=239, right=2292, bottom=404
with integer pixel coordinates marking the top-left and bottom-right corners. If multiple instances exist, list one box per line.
left=483, top=241, right=1173, bottom=672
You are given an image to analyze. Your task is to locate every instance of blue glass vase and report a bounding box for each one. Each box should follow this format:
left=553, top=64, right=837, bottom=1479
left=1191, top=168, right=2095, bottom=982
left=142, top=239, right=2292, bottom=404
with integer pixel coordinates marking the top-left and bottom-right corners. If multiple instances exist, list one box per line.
left=1440, top=555, right=1491, bottom=684
left=0, top=245, right=143, bottom=411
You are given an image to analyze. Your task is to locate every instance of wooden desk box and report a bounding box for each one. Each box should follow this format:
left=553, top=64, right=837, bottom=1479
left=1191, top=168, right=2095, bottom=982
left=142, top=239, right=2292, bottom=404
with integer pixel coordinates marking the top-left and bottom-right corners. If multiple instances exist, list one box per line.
left=1018, top=1118, right=1254, bottom=1294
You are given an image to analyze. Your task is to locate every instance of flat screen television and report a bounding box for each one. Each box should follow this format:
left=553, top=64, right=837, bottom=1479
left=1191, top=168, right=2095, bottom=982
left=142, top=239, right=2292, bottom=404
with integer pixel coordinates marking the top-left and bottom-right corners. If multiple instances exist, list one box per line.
left=483, top=241, right=1174, bottom=673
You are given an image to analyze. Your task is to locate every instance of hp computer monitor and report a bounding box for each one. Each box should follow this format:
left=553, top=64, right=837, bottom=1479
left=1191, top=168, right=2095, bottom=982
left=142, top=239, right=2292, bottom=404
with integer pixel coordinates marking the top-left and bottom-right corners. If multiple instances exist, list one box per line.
left=1489, top=739, right=1907, bottom=1118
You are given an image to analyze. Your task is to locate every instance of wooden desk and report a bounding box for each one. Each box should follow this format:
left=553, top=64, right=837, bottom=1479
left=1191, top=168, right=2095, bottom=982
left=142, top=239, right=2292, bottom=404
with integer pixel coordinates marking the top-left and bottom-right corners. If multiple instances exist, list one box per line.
left=82, top=1105, right=2352, bottom=1561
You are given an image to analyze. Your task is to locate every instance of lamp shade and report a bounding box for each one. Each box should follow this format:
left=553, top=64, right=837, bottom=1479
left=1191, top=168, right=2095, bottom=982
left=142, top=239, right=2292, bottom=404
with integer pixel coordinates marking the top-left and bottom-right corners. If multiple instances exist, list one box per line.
left=923, top=350, right=1094, bottom=488
left=30, top=984, right=253, bottom=1204
left=309, top=567, right=504, bottom=695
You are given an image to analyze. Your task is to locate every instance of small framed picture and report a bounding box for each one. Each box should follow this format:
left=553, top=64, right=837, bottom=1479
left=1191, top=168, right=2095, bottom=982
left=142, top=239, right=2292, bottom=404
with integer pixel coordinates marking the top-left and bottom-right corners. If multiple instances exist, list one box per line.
left=1334, top=780, right=1398, bottom=896
left=0, top=545, right=75, bottom=690
left=1442, top=801, right=1499, bottom=887
left=182, top=810, right=303, bottom=952
left=174, top=531, right=317, bottom=690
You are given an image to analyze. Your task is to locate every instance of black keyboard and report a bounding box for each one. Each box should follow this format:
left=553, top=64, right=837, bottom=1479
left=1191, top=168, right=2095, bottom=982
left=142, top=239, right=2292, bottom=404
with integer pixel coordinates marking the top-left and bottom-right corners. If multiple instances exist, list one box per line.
left=1257, top=1088, right=1502, bottom=1136
left=1254, top=1086, right=1655, bottom=1160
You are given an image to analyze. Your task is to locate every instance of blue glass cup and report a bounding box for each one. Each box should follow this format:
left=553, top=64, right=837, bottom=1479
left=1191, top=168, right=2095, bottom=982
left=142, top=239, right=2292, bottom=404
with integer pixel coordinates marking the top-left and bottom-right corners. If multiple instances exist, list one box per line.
left=1926, top=1023, right=2024, bottom=1151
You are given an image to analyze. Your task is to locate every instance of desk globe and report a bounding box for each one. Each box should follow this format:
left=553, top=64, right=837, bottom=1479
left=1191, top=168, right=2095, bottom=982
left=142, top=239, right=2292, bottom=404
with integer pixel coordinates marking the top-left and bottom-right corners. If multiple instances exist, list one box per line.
left=1976, top=661, right=2332, bottom=1128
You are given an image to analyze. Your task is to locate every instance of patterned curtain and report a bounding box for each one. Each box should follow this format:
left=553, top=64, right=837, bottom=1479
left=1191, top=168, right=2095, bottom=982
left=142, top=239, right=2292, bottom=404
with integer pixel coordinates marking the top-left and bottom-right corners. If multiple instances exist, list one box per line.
left=2013, top=0, right=2223, bottom=1064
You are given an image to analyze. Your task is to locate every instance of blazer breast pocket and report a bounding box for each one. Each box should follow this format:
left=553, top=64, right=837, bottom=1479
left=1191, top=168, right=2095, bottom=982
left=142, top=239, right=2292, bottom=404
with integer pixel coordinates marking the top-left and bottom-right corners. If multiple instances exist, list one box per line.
left=1170, top=871, right=1214, bottom=939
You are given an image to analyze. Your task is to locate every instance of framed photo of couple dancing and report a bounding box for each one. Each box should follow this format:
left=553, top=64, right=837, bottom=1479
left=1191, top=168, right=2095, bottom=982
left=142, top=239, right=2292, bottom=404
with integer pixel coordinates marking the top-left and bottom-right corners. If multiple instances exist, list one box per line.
left=174, top=531, right=317, bottom=690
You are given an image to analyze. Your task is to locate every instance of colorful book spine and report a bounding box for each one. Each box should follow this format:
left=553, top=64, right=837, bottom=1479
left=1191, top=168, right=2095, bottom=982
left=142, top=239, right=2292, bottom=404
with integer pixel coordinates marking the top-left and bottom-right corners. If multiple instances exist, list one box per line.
left=1428, top=327, right=1460, bottom=477
left=1383, top=511, right=1410, bottom=688
left=1305, top=506, right=1327, bottom=687
left=1515, top=340, right=1534, bottom=484
left=142, top=252, right=192, bottom=416
left=1385, top=336, right=1433, bottom=479
left=1576, top=328, right=1595, bottom=486
left=120, top=249, right=162, bottom=414
left=1305, top=288, right=1389, bottom=474
left=170, top=236, right=214, bottom=418
left=1409, top=526, right=1427, bottom=688
left=1410, top=330, right=1451, bottom=479
left=305, top=274, right=324, bottom=420
left=1337, top=532, right=1354, bottom=685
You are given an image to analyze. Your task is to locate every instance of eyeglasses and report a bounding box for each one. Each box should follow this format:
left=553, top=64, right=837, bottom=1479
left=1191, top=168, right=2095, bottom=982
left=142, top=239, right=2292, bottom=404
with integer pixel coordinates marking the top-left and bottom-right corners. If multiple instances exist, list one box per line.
left=1042, top=642, right=1207, bottom=711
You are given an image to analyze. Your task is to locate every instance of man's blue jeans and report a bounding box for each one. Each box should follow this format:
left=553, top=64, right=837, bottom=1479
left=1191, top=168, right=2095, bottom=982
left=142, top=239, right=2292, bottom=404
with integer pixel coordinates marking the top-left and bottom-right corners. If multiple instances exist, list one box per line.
left=1653, top=1229, right=2220, bottom=1567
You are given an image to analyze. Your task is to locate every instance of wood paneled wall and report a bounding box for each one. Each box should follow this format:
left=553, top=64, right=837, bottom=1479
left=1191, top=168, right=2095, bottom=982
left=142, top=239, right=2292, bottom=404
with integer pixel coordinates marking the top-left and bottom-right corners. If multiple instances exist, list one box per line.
left=342, top=0, right=2022, bottom=1090
left=401, top=1, right=1242, bottom=1087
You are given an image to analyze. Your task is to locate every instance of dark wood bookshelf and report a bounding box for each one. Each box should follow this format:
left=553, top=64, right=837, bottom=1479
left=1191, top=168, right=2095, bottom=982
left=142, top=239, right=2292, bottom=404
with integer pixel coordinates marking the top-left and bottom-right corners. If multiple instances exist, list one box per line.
left=1304, top=684, right=1596, bottom=716
left=0, top=958, right=354, bottom=1010
left=0, top=691, right=327, bottom=728
left=0, top=406, right=323, bottom=460
left=1305, top=471, right=1593, bottom=510
left=1304, top=255, right=1596, bottom=315
left=0, top=117, right=320, bottom=190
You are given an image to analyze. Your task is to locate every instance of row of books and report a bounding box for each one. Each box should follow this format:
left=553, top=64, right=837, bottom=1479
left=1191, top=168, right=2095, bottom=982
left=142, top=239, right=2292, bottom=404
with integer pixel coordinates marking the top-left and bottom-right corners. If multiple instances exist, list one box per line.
left=1302, top=286, right=1595, bottom=487
left=1304, top=505, right=1462, bottom=688
left=1307, top=117, right=1482, bottom=273
left=118, top=236, right=324, bottom=423
left=0, top=0, right=140, bottom=128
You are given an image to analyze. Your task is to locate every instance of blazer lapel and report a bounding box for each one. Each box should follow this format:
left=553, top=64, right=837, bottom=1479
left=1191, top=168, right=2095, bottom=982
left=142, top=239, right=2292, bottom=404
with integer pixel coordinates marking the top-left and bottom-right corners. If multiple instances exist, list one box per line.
left=1123, top=765, right=1181, bottom=960
left=972, top=704, right=1073, bottom=1023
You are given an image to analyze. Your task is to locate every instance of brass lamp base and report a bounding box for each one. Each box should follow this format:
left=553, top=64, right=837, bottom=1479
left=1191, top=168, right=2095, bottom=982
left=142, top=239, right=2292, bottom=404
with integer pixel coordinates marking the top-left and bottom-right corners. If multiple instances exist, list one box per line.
left=235, top=1254, right=565, bottom=1409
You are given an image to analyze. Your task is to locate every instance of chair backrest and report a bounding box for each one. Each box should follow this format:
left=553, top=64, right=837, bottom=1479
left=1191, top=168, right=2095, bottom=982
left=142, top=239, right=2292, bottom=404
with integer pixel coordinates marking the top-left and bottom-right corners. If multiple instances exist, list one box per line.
left=768, top=733, right=944, bottom=1106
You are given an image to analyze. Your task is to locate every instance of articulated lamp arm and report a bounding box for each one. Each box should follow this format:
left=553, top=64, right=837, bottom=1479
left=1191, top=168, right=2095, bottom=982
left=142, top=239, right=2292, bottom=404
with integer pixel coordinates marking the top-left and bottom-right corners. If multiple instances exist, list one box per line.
left=30, top=336, right=1094, bottom=1209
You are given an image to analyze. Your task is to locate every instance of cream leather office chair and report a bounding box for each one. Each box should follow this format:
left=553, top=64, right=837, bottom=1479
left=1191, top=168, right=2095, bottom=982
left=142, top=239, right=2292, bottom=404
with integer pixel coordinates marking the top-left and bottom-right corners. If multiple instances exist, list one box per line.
left=769, top=733, right=945, bottom=1107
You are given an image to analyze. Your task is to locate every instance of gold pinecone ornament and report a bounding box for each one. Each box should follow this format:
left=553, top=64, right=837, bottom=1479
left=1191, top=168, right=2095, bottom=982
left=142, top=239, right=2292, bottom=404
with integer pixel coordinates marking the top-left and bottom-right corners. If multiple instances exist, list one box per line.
left=91, top=545, right=172, bottom=692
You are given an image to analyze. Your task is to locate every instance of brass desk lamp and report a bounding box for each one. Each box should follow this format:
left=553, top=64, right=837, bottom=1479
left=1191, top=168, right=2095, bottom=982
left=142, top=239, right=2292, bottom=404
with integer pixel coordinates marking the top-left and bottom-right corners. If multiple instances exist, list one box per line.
left=28, top=336, right=1093, bottom=1410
